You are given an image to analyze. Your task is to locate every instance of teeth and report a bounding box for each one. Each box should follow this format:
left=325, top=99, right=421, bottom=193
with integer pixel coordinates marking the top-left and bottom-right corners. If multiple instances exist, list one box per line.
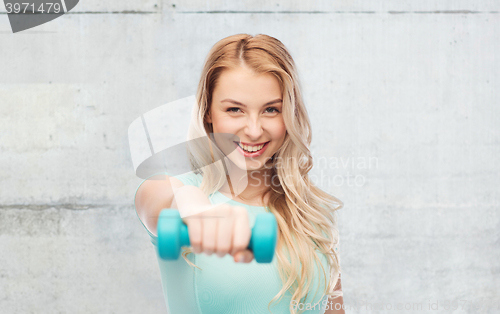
left=239, top=143, right=266, bottom=152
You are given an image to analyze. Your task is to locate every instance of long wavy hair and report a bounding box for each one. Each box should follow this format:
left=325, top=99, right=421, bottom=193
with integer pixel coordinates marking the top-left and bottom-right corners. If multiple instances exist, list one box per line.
left=180, top=33, right=343, bottom=314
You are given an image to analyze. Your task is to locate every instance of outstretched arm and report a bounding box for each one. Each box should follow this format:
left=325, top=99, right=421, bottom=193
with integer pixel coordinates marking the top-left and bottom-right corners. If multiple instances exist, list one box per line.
left=324, top=273, right=344, bottom=314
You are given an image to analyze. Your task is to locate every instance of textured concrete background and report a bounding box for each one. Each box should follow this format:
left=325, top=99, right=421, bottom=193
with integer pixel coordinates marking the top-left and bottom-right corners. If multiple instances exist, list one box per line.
left=0, top=1, right=499, bottom=313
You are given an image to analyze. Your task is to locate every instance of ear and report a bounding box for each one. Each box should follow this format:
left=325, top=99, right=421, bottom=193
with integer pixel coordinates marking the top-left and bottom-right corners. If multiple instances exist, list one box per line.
left=206, top=113, right=212, bottom=124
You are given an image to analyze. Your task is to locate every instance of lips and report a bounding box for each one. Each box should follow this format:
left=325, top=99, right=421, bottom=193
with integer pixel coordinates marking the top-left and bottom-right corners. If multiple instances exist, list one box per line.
left=234, top=141, right=270, bottom=157
left=235, top=141, right=270, bottom=151
left=237, top=141, right=270, bottom=146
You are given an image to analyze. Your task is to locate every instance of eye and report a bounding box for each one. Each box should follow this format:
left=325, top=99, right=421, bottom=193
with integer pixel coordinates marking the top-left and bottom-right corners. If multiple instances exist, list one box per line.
left=227, top=107, right=241, bottom=113
left=265, top=107, right=280, bottom=113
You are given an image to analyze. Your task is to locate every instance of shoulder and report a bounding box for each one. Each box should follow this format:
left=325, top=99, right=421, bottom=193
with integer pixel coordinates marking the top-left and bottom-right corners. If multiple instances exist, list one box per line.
left=135, top=172, right=183, bottom=196
left=171, top=171, right=203, bottom=188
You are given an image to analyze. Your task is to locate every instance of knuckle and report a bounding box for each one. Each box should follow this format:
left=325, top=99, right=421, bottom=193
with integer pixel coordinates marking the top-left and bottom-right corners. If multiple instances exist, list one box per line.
left=191, top=240, right=202, bottom=247
left=233, top=205, right=246, bottom=214
left=218, top=204, right=233, bottom=216
left=203, top=243, right=215, bottom=252
left=232, top=244, right=246, bottom=252
left=199, top=210, right=211, bottom=218
left=216, top=247, right=231, bottom=256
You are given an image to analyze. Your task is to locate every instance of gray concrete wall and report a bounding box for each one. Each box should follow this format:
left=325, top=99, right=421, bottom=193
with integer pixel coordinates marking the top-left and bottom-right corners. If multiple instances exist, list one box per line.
left=1, top=1, right=499, bottom=313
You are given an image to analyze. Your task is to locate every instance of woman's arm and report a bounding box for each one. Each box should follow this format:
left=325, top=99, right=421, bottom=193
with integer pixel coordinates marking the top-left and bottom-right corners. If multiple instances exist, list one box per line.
left=324, top=273, right=345, bottom=314
left=135, top=173, right=220, bottom=235
left=134, top=173, right=185, bottom=235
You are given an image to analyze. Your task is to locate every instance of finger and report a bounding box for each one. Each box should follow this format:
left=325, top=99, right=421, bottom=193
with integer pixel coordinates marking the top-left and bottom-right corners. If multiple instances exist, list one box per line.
left=234, top=251, right=243, bottom=263
left=215, top=211, right=234, bottom=258
left=230, top=207, right=250, bottom=256
left=202, top=211, right=217, bottom=255
left=234, top=250, right=254, bottom=263
left=243, top=250, right=254, bottom=263
left=182, top=215, right=202, bottom=254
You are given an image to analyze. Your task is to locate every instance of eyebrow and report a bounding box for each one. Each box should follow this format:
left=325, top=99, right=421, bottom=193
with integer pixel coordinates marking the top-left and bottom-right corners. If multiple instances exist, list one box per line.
left=220, top=98, right=282, bottom=108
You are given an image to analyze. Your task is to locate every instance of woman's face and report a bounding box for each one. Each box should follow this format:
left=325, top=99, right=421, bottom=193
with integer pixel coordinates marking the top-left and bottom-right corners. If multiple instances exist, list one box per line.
left=206, top=66, right=287, bottom=172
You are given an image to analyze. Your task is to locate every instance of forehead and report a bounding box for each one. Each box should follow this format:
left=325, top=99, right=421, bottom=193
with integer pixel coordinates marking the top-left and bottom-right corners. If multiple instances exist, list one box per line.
left=213, top=67, right=282, bottom=102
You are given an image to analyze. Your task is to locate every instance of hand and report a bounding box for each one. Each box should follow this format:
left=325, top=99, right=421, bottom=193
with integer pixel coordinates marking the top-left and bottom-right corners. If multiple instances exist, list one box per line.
left=181, top=203, right=255, bottom=263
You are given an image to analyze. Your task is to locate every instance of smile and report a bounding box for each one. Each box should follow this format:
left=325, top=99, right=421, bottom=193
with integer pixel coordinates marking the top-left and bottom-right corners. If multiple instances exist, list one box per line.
left=234, top=141, right=270, bottom=157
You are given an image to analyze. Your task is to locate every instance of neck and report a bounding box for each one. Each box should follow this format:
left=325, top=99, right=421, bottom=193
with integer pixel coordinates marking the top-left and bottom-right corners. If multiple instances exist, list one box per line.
left=219, top=159, right=274, bottom=204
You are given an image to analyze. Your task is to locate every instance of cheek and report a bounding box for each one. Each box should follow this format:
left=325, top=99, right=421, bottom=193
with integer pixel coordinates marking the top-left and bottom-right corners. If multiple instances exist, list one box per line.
left=271, top=122, right=287, bottom=140
left=212, top=117, right=240, bottom=136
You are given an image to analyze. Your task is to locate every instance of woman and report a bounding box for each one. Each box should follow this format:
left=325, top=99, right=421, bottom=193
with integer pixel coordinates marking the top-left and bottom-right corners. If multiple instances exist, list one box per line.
left=135, top=33, right=344, bottom=314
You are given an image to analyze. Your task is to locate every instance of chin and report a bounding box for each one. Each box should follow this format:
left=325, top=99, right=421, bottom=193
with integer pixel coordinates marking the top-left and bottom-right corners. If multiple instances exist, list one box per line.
left=228, top=159, right=264, bottom=171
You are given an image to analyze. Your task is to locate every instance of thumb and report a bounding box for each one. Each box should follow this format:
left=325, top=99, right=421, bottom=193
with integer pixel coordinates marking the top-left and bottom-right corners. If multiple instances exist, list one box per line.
left=234, top=250, right=254, bottom=263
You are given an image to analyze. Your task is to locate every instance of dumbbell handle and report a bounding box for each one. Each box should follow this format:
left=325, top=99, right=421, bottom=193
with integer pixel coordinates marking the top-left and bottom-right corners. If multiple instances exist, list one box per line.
left=157, top=209, right=278, bottom=263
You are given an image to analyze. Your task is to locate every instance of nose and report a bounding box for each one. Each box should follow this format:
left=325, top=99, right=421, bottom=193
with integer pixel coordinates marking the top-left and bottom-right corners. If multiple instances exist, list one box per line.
left=244, top=115, right=264, bottom=140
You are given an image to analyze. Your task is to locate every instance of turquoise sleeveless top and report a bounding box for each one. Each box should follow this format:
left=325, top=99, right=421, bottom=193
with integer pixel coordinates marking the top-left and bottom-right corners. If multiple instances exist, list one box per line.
left=135, top=172, right=330, bottom=314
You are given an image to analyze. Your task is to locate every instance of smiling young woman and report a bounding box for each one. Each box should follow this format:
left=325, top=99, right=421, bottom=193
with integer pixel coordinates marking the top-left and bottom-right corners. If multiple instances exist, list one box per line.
left=135, top=33, right=344, bottom=314
left=204, top=65, right=288, bottom=206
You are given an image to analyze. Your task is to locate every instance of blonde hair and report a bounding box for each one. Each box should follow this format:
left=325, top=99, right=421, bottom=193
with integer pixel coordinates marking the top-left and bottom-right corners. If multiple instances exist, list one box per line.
left=180, top=33, right=343, bottom=313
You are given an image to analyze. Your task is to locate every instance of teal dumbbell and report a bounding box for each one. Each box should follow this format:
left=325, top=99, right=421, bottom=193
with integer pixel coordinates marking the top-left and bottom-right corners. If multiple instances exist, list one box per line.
left=157, top=209, right=278, bottom=263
